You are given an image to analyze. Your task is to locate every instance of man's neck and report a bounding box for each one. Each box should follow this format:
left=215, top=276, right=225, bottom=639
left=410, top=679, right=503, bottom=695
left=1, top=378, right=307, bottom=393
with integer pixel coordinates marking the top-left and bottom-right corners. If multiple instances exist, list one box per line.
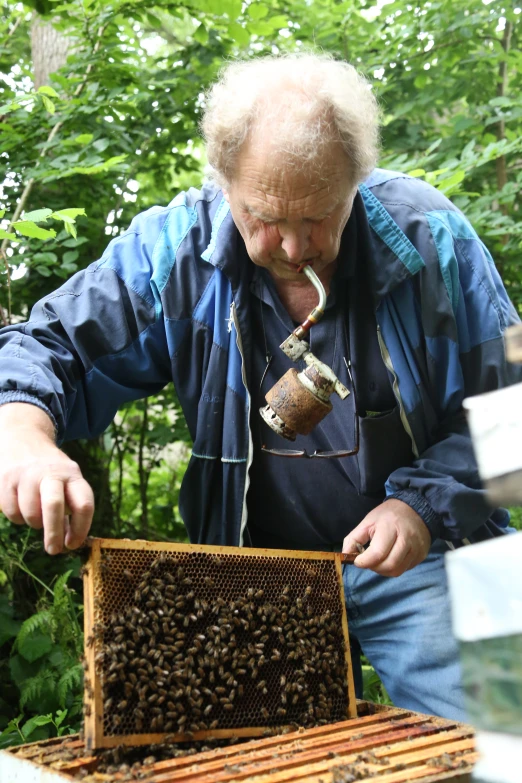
left=271, top=262, right=337, bottom=324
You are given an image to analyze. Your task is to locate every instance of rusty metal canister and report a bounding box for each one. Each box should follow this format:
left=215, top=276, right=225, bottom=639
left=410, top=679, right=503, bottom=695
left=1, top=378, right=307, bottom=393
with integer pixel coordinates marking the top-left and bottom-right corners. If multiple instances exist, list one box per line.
left=263, top=368, right=332, bottom=439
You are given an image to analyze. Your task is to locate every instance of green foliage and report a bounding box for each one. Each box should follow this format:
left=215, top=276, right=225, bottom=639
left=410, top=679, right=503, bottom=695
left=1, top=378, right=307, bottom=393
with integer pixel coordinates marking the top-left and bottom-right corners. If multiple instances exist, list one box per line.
left=0, top=530, right=84, bottom=744
left=362, top=663, right=393, bottom=706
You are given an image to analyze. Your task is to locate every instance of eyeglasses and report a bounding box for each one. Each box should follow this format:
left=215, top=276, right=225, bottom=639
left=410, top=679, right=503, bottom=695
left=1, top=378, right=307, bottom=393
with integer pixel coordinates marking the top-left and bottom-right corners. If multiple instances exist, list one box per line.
left=259, top=356, right=359, bottom=459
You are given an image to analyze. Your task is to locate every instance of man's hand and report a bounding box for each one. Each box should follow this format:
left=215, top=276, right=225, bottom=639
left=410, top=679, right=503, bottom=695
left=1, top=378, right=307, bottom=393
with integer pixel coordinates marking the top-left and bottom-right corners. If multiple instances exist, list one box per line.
left=342, top=498, right=431, bottom=577
left=0, top=404, right=94, bottom=555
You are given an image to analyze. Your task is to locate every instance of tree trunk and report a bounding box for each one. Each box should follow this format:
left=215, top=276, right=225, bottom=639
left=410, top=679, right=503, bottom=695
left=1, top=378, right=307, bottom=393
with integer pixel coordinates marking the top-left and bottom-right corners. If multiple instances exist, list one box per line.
left=31, top=14, right=69, bottom=89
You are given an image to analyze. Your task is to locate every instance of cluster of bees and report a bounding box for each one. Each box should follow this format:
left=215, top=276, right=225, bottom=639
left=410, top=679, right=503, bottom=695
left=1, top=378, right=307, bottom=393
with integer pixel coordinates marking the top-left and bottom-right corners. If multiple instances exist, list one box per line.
left=92, top=552, right=349, bottom=737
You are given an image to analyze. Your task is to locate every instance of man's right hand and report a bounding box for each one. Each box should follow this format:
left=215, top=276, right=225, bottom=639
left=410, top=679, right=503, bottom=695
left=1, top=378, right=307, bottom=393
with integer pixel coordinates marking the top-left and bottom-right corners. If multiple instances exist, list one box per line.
left=0, top=403, right=95, bottom=555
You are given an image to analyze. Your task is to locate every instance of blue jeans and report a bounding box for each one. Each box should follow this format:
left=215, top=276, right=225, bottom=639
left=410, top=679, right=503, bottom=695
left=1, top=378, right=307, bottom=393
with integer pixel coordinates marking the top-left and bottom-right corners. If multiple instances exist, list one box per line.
left=343, top=540, right=468, bottom=722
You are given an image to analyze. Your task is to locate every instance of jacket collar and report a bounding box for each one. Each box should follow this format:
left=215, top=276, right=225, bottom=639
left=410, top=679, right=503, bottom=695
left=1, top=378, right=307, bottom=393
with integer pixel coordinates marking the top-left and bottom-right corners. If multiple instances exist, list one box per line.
left=200, top=175, right=426, bottom=307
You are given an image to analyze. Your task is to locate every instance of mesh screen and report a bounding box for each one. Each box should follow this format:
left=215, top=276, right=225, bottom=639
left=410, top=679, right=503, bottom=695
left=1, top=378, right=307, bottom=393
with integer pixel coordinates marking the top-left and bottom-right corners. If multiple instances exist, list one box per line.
left=88, top=544, right=351, bottom=742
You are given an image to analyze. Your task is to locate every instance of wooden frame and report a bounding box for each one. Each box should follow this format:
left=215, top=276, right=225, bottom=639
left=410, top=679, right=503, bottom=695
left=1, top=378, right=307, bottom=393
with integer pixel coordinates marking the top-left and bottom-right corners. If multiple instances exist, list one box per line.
left=83, top=538, right=357, bottom=750
left=0, top=703, right=476, bottom=783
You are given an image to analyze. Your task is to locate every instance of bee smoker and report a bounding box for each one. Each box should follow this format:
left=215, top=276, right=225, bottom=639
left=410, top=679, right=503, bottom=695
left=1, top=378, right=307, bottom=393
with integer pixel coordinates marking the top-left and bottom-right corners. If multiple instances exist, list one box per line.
left=259, top=265, right=350, bottom=441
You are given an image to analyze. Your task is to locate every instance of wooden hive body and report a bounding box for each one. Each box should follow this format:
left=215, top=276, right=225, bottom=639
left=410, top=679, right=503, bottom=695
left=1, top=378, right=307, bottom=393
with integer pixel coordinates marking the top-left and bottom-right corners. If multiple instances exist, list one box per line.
left=0, top=703, right=477, bottom=782
left=83, top=538, right=356, bottom=750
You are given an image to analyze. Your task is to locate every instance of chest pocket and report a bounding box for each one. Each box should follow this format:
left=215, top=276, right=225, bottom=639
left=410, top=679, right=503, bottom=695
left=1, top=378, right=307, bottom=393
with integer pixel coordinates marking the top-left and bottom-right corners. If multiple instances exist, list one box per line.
left=356, top=406, right=414, bottom=496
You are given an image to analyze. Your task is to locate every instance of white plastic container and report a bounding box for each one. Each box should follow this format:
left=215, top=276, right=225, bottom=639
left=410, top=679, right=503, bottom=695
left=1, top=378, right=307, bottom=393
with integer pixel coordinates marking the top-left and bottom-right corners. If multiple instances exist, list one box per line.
left=446, top=534, right=522, bottom=783
left=463, top=382, right=522, bottom=504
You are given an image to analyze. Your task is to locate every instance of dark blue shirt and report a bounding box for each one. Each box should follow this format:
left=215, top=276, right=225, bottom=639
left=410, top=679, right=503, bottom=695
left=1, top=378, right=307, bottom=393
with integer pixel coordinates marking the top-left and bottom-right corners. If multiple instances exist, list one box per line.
left=246, top=197, right=413, bottom=550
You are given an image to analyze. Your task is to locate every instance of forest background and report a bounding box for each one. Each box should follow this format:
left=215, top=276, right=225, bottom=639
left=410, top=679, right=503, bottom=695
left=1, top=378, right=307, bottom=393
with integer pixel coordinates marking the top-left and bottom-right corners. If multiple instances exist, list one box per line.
left=0, top=0, right=521, bottom=746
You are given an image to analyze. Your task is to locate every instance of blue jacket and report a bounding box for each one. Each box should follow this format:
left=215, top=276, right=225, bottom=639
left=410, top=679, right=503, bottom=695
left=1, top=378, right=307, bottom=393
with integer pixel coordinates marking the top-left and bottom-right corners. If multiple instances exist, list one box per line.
left=0, top=170, right=519, bottom=547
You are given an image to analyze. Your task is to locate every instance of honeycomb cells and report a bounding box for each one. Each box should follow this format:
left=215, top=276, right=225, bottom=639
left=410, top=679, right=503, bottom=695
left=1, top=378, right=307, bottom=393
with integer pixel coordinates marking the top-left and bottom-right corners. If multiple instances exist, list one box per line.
left=92, top=547, right=350, bottom=738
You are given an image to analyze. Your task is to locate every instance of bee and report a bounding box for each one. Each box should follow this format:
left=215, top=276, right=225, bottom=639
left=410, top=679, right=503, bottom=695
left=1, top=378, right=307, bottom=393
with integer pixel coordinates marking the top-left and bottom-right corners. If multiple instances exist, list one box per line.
left=276, top=708, right=286, bottom=717
left=209, top=720, right=219, bottom=729
left=260, top=707, right=269, bottom=719
left=223, top=703, right=234, bottom=711
left=204, top=577, right=215, bottom=587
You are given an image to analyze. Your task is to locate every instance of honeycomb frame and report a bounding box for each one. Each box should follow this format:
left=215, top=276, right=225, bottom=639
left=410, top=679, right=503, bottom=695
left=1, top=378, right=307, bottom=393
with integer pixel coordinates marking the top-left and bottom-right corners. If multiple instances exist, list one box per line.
left=83, top=538, right=356, bottom=750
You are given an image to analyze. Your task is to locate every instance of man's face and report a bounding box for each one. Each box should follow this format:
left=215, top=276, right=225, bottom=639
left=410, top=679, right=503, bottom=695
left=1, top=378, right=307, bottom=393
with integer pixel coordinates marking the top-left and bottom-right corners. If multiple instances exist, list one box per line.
left=223, top=140, right=355, bottom=282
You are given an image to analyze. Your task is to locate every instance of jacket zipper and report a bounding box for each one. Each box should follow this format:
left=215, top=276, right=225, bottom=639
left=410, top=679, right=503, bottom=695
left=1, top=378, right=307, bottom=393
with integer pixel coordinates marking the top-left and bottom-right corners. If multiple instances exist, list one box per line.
left=376, top=324, right=419, bottom=458
left=230, top=301, right=253, bottom=547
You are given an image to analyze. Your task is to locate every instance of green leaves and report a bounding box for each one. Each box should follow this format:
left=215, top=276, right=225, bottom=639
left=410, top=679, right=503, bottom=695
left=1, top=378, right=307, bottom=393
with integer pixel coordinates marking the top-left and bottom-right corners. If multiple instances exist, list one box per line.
left=2, top=207, right=87, bottom=246
left=22, top=209, right=54, bottom=222
left=228, top=21, right=250, bottom=46
left=0, top=597, right=21, bottom=649
left=247, top=3, right=269, bottom=20
left=13, top=222, right=57, bottom=240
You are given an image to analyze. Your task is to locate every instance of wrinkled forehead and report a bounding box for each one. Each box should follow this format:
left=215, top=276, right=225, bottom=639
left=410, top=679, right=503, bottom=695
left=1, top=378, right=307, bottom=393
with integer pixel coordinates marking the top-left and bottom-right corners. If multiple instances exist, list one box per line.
left=231, top=135, right=353, bottom=220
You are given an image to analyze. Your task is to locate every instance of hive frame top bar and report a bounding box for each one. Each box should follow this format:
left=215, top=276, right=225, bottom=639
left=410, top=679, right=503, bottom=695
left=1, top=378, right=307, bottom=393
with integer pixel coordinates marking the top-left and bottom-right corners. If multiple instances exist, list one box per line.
left=83, top=537, right=356, bottom=750
left=85, top=537, right=345, bottom=560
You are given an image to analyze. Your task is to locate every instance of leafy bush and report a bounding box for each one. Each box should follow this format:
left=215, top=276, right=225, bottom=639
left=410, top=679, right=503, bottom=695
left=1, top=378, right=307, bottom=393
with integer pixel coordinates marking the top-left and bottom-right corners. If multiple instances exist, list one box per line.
left=0, top=525, right=84, bottom=746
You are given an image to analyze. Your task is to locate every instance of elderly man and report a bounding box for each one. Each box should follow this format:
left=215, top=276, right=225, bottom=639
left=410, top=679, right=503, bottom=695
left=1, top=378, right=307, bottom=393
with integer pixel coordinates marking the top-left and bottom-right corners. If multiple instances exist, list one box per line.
left=0, top=54, right=518, bottom=721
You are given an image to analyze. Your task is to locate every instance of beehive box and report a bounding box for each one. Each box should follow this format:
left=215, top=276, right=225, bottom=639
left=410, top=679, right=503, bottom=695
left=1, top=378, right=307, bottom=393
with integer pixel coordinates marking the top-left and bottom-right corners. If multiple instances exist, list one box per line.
left=0, top=702, right=477, bottom=782
left=83, top=538, right=357, bottom=750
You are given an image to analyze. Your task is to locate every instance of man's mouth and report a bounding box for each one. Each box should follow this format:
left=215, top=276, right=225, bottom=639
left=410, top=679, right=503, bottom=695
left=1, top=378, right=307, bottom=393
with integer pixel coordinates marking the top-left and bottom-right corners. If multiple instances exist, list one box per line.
left=279, top=258, right=316, bottom=268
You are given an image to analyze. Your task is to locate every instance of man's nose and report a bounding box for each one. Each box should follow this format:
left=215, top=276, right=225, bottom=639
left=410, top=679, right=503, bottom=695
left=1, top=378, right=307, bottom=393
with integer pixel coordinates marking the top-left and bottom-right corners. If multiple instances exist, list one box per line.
left=279, top=222, right=310, bottom=262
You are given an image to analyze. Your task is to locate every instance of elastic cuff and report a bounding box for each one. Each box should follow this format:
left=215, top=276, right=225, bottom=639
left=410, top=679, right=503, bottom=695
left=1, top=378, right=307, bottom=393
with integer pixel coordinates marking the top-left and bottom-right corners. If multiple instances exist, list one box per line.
left=0, top=392, right=58, bottom=438
left=385, top=489, right=445, bottom=542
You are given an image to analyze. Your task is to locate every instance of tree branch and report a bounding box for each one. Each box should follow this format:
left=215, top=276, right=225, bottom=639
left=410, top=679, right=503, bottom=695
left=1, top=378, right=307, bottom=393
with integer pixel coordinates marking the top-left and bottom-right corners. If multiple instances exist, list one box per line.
left=0, top=23, right=108, bottom=257
left=0, top=11, right=23, bottom=51
left=495, top=18, right=513, bottom=202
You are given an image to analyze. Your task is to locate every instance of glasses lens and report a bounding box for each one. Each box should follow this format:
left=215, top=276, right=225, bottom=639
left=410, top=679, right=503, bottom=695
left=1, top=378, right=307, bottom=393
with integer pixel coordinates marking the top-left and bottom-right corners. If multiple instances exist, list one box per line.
left=262, top=447, right=306, bottom=457
left=313, top=449, right=356, bottom=458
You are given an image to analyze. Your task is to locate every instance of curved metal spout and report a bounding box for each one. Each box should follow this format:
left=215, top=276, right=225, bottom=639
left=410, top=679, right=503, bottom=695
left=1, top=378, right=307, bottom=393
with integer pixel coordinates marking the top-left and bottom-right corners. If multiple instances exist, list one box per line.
left=293, top=265, right=327, bottom=341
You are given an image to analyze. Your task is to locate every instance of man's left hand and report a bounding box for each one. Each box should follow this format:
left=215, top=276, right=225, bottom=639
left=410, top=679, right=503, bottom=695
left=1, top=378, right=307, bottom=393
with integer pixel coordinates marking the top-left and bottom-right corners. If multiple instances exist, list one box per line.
left=342, top=499, right=432, bottom=577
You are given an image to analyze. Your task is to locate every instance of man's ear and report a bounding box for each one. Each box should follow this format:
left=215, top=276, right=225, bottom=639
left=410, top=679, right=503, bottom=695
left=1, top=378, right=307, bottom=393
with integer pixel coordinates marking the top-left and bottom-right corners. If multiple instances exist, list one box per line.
left=222, top=189, right=230, bottom=203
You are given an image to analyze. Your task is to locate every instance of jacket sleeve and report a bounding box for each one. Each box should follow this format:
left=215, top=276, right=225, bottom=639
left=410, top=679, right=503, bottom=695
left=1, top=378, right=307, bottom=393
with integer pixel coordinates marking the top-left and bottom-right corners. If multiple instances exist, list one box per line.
left=0, top=206, right=173, bottom=443
left=384, top=209, right=522, bottom=542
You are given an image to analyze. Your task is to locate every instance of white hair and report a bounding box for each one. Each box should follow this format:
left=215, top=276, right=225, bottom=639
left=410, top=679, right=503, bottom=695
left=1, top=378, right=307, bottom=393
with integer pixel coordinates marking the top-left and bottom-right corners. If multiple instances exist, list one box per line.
left=201, top=53, right=380, bottom=188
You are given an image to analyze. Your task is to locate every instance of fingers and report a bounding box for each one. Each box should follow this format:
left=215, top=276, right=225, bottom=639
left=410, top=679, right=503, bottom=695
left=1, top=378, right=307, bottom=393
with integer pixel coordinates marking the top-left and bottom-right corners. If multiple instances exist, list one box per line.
left=354, top=524, right=397, bottom=571
left=40, top=476, right=65, bottom=555
left=64, top=477, right=95, bottom=550
left=1, top=462, right=94, bottom=554
left=0, top=485, right=25, bottom=525
left=343, top=521, right=371, bottom=555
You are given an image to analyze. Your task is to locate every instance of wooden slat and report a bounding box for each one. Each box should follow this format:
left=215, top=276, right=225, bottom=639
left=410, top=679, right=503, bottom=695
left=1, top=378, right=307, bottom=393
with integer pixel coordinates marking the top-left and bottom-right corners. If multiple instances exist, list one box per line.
left=86, top=538, right=342, bottom=561
left=334, top=553, right=357, bottom=719
left=83, top=539, right=104, bottom=751
left=151, top=726, right=469, bottom=783
left=0, top=707, right=476, bottom=783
